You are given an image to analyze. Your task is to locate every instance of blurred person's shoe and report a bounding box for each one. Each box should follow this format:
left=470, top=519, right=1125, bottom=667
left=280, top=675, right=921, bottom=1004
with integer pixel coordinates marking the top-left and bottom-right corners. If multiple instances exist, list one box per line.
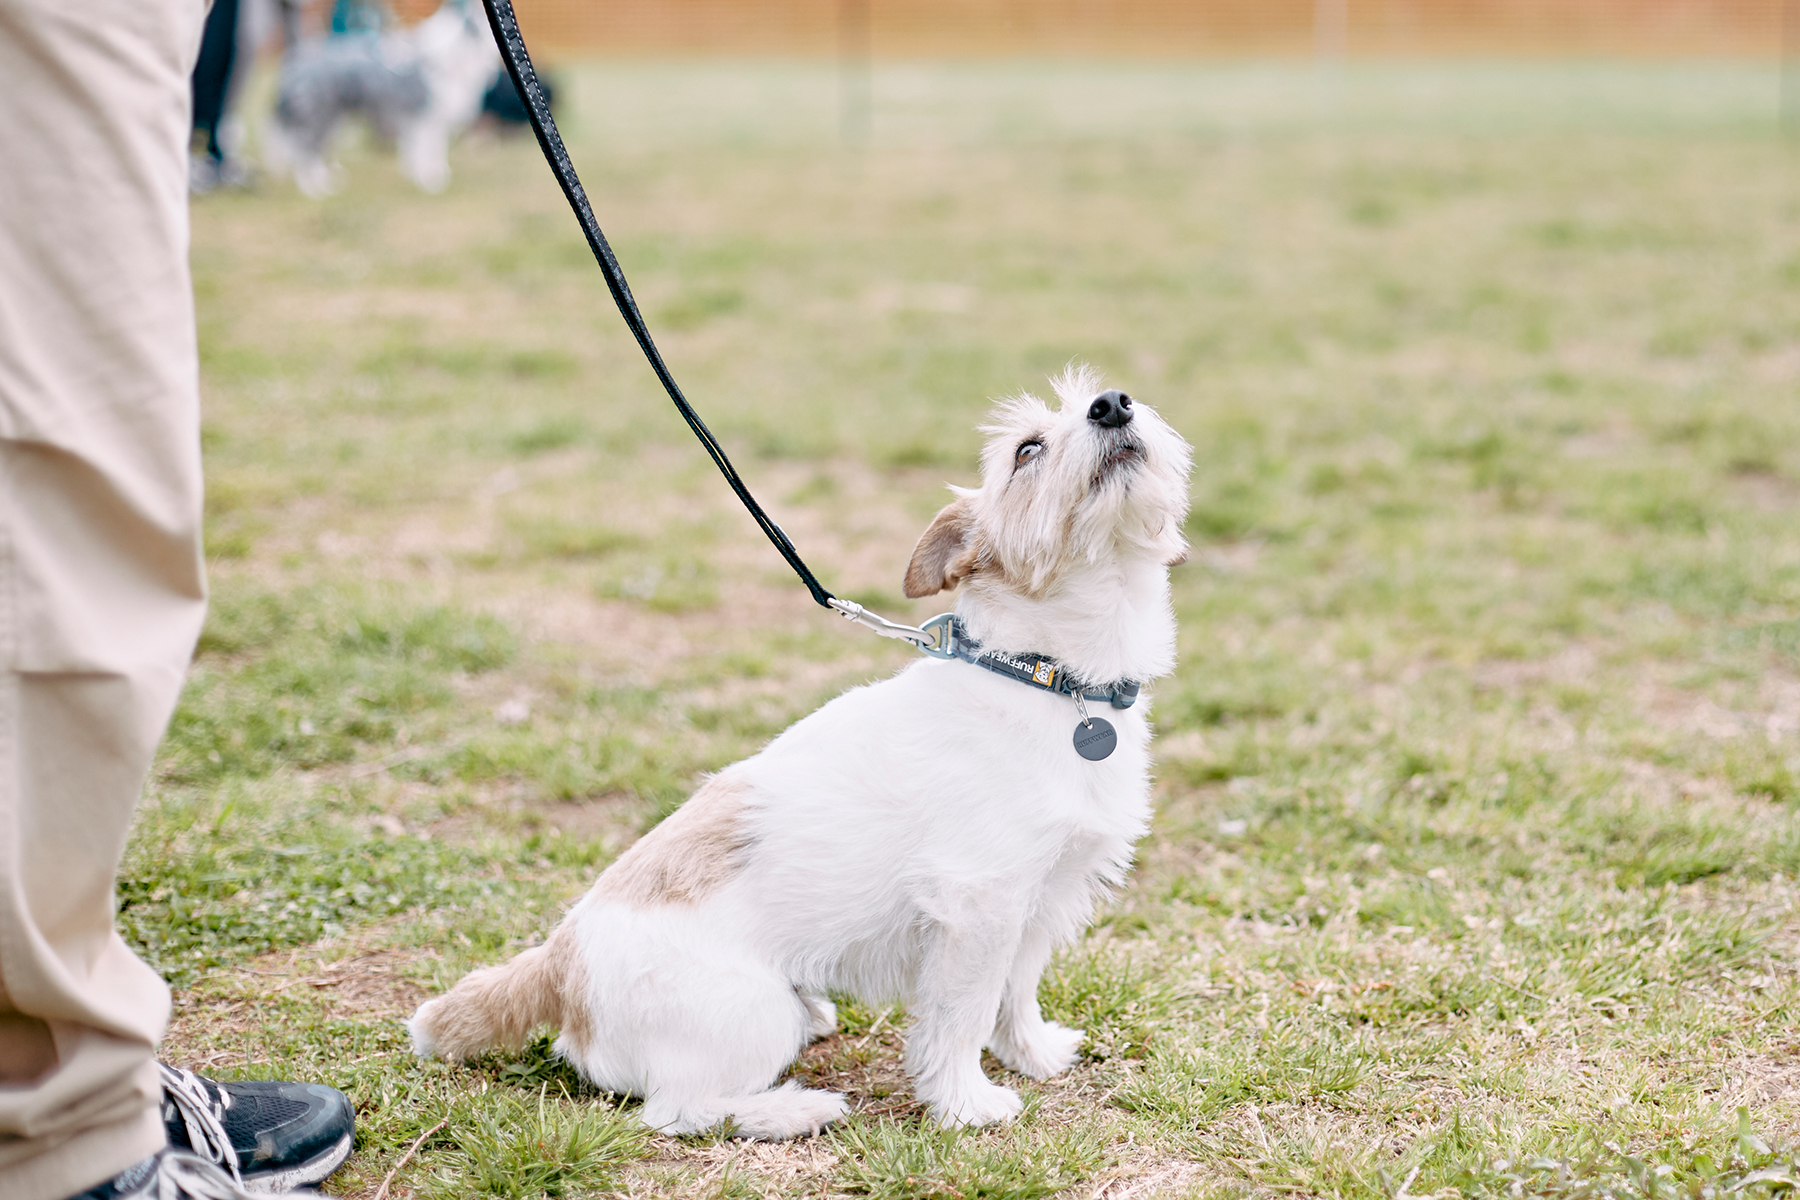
left=160, top=1062, right=354, bottom=1192
left=214, top=155, right=255, bottom=190
left=67, top=1146, right=316, bottom=1200
left=188, top=152, right=220, bottom=194
left=189, top=153, right=254, bottom=194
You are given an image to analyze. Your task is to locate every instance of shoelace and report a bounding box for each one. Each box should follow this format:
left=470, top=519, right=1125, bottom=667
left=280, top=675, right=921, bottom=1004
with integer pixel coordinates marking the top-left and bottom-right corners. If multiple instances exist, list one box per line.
left=157, top=1064, right=242, bottom=1184
left=110, top=1151, right=273, bottom=1200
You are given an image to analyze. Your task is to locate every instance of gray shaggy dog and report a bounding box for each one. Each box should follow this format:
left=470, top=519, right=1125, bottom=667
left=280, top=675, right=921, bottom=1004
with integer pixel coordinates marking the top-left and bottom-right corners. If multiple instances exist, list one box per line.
left=265, top=2, right=499, bottom=196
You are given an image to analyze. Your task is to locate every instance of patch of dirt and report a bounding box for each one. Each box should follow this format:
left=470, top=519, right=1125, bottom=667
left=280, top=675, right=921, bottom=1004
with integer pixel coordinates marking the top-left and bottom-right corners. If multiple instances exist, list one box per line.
left=1715, top=1048, right=1800, bottom=1144
left=1560, top=429, right=1637, bottom=459
left=297, top=949, right=436, bottom=1020
left=1470, top=643, right=1600, bottom=692
left=1750, top=345, right=1800, bottom=386
left=619, top=1134, right=845, bottom=1200
left=488, top=589, right=714, bottom=677
left=1083, top=1156, right=1210, bottom=1200
left=424, top=789, right=654, bottom=856
left=1731, top=469, right=1800, bottom=514
left=162, top=936, right=445, bottom=1074
left=1636, top=666, right=1800, bottom=746
left=785, top=1017, right=922, bottom=1122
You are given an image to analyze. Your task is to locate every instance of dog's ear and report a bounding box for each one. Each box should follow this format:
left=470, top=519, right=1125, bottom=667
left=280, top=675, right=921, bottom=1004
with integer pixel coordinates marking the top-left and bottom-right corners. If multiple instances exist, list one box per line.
left=903, top=495, right=976, bottom=598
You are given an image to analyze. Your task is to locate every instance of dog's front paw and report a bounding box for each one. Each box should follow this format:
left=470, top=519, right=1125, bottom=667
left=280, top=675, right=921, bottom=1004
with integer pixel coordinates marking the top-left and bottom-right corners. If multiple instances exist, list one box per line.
left=929, top=1082, right=1024, bottom=1129
left=991, top=1021, right=1084, bottom=1080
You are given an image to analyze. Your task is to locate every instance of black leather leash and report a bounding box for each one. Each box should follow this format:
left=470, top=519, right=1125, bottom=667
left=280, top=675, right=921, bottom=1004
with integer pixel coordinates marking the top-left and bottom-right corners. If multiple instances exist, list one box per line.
left=474, top=2, right=1132, bottom=760
left=478, top=0, right=835, bottom=610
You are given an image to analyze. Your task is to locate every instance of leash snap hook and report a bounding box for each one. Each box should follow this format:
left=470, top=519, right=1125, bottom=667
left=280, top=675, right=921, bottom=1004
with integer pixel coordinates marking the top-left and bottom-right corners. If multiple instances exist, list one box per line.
left=827, top=598, right=938, bottom=651
left=918, top=612, right=956, bottom=659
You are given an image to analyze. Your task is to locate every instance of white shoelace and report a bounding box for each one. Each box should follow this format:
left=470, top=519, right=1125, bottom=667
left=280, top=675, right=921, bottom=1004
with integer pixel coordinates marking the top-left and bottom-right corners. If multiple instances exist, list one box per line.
left=157, top=1064, right=242, bottom=1184
left=109, top=1150, right=292, bottom=1200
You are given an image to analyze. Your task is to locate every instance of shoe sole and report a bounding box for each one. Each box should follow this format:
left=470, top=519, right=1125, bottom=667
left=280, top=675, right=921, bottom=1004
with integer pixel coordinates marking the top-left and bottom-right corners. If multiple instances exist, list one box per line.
left=239, top=1132, right=354, bottom=1193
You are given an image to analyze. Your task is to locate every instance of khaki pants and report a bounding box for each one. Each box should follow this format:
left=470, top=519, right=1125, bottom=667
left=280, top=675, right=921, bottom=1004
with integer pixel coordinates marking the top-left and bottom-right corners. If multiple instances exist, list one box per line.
left=0, top=1, right=209, bottom=1197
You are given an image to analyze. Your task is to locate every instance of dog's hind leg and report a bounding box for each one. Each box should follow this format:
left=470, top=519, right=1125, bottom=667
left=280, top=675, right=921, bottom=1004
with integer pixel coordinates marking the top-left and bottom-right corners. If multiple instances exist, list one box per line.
left=398, top=119, right=451, bottom=193
left=630, top=976, right=846, bottom=1138
left=642, top=1079, right=848, bottom=1141
left=798, top=990, right=838, bottom=1040
left=287, top=134, right=340, bottom=197
left=266, top=116, right=340, bottom=198
left=261, top=116, right=294, bottom=175
left=554, top=931, right=846, bottom=1140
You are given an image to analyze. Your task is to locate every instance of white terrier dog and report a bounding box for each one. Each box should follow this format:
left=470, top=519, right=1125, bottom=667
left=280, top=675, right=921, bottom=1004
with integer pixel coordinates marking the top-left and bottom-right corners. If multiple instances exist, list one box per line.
left=407, top=366, right=1192, bottom=1138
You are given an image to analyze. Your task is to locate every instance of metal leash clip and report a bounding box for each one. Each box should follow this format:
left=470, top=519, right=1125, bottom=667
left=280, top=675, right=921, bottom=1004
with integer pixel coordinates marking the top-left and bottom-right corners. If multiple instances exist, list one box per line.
left=825, top=599, right=957, bottom=658
left=917, top=612, right=956, bottom=659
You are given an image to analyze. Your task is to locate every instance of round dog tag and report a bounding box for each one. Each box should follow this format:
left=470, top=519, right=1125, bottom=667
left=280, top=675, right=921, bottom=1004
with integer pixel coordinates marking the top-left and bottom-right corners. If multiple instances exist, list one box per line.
left=1073, top=717, right=1117, bottom=761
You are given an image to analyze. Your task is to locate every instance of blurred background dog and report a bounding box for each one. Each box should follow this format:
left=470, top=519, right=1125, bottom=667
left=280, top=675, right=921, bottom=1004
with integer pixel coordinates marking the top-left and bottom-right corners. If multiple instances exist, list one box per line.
left=264, top=1, right=501, bottom=195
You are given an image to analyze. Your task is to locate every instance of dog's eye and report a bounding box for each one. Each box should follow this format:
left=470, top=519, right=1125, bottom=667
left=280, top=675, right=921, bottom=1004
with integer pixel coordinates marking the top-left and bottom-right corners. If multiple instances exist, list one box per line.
left=1015, top=440, right=1044, bottom=467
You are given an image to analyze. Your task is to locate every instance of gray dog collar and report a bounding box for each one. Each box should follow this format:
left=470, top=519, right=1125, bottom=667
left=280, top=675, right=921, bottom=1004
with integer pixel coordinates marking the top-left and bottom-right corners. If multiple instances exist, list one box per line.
left=934, top=616, right=1140, bottom=710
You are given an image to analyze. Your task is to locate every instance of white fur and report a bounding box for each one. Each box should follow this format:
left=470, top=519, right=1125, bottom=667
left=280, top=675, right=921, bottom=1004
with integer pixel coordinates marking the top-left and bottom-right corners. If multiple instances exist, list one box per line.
left=398, top=4, right=500, bottom=192
left=265, top=3, right=499, bottom=197
left=409, top=366, right=1192, bottom=1138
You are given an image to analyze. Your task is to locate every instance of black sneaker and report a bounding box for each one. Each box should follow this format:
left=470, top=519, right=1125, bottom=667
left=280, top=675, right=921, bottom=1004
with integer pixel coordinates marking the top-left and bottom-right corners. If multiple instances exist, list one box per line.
left=159, top=1063, right=354, bottom=1192
left=69, top=1146, right=313, bottom=1200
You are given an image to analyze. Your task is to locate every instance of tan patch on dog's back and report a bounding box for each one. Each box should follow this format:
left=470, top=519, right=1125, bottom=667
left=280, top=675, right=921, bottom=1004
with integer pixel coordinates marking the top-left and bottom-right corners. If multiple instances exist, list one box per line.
left=593, top=774, right=753, bottom=907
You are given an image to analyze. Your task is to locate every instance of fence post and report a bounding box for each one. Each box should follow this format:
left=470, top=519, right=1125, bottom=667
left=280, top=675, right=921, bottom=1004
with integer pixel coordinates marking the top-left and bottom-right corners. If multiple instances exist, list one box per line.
left=1784, top=0, right=1799, bottom=136
left=1315, top=0, right=1348, bottom=115
left=840, top=0, right=872, bottom=146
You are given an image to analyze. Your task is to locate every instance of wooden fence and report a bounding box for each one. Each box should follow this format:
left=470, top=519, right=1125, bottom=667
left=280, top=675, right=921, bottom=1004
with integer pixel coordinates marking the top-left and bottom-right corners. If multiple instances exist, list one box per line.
left=406, top=0, right=1792, bottom=58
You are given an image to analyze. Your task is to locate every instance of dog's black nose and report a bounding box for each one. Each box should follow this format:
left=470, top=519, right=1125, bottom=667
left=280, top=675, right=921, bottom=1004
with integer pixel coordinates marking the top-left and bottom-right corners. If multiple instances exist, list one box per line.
left=1087, top=390, right=1133, bottom=429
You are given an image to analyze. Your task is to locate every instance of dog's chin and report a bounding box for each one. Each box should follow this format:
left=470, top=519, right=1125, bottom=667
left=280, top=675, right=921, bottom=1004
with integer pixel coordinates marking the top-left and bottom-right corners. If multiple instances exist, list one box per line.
left=1088, top=440, right=1145, bottom=491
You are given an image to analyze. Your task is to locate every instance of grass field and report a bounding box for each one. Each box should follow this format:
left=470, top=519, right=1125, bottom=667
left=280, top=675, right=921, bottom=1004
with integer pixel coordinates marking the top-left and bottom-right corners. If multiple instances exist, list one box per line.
left=139, top=61, right=1800, bottom=1198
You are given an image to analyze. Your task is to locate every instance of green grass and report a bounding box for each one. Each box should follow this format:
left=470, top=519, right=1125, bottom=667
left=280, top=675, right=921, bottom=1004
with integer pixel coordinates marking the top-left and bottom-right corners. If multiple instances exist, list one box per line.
left=135, top=59, right=1800, bottom=1198
left=829, top=1115, right=1109, bottom=1200
left=425, top=1089, right=652, bottom=1199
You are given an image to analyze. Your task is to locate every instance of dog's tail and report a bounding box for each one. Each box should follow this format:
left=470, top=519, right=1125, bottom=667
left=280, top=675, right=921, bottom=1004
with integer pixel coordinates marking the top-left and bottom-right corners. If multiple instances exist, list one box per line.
left=406, top=933, right=573, bottom=1061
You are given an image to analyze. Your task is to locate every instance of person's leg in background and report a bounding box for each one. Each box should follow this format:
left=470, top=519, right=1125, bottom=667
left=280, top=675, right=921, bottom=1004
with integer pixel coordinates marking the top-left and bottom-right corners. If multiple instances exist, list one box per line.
left=0, top=3, right=348, bottom=1197
left=189, top=0, right=243, bottom=191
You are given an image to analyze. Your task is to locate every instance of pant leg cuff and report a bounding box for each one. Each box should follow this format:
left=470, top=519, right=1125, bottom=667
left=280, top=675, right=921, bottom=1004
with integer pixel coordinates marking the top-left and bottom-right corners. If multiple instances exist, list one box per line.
left=0, top=1103, right=166, bottom=1200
